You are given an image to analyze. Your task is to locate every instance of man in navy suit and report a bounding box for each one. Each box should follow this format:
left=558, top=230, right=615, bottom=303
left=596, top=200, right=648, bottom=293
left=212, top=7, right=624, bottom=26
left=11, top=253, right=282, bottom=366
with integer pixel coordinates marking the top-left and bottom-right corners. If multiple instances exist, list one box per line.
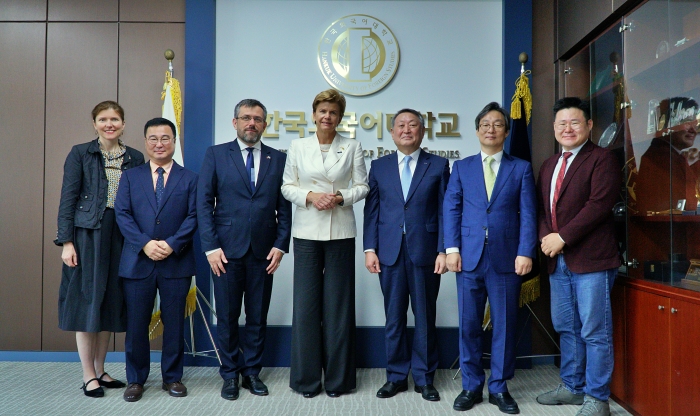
left=115, top=117, right=198, bottom=402
left=364, top=108, right=450, bottom=402
left=197, top=99, right=292, bottom=400
left=444, top=102, right=537, bottom=414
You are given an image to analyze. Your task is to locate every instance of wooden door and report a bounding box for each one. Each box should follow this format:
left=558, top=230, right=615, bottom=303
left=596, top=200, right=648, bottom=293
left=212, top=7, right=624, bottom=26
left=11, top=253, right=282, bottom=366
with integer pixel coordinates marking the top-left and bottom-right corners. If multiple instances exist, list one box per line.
left=670, top=299, right=700, bottom=416
left=625, top=287, right=671, bottom=415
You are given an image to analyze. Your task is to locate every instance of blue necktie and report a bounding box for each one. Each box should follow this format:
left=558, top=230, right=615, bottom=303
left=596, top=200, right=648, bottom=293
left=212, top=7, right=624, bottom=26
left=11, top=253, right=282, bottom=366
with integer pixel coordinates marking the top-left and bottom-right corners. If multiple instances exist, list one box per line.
left=155, top=167, right=165, bottom=209
left=401, top=155, right=412, bottom=201
left=246, top=147, right=255, bottom=192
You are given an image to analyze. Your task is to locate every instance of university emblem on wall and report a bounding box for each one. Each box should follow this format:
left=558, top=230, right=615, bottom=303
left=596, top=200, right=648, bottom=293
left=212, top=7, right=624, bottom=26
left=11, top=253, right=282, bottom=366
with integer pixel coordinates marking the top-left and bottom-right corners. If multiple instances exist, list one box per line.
left=317, top=14, right=400, bottom=96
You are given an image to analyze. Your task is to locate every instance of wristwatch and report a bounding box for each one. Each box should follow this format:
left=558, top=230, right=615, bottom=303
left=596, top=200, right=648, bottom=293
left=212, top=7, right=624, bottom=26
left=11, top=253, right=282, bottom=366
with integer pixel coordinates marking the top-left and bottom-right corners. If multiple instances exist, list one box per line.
left=335, top=190, right=344, bottom=206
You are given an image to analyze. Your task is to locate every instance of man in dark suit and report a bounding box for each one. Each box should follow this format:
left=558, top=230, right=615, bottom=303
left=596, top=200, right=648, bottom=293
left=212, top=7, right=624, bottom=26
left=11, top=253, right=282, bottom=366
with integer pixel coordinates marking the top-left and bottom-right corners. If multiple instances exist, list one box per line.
left=115, top=117, right=198, bottom=402
left=363, top=108, right=450, bottom=402
left=443, top=102, right=537, bottom=414
left=197, top=99, right=292, bottom=400
left=536, top=97, right=621, bottom=416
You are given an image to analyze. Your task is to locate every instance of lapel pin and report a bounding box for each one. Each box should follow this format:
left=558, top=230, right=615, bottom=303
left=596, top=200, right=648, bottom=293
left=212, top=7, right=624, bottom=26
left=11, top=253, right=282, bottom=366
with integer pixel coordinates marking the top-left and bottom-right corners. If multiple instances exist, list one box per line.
left=266, top=155, right=271, bottom=159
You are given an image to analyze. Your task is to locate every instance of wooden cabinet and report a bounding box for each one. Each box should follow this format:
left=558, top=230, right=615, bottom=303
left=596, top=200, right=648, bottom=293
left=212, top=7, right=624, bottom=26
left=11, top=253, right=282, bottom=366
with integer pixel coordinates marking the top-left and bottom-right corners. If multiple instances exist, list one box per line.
left=611, top=279, right=700, bottom=416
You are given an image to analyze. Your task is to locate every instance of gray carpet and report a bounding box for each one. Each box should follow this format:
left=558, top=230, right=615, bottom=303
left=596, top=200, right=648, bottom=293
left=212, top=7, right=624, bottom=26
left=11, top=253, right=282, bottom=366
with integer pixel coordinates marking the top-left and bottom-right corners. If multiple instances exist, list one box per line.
left=0, top=362, right=630, bottom=415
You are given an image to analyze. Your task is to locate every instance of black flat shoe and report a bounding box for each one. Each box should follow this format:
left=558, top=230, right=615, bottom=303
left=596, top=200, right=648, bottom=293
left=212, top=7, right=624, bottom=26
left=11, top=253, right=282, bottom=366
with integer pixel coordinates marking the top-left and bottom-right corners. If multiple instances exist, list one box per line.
left=326, top=390, right=343, bottom=398
left=98, top=372, right=126, bottom=388
left=302, top=389, right=321, bottom=398
left=81, top=378, right=104, bottom=398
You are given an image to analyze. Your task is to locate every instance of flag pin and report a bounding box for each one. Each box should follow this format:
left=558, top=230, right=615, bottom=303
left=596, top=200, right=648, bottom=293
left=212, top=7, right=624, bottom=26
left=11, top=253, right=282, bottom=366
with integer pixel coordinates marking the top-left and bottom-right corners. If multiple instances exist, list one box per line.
left=266, top=156, right=271, bottom=159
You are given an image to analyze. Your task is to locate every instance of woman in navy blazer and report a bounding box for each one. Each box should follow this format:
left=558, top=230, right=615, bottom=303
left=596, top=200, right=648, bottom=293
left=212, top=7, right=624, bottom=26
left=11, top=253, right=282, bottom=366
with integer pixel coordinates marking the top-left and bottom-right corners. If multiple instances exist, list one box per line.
left=55, top=101, right=144, bottom=397
left=282, top=89, right=369, bottom=398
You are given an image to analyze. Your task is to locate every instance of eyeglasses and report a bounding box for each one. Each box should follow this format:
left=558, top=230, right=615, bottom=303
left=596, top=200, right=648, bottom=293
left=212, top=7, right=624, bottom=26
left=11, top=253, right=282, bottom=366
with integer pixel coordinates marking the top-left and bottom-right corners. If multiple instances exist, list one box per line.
left=479, top=122, right=506, bottom=131
left=146, top=136, right=173, bottom=145
left=237, top=115, right=266, bottom=124
left=554, top=120, right=585, bottom=131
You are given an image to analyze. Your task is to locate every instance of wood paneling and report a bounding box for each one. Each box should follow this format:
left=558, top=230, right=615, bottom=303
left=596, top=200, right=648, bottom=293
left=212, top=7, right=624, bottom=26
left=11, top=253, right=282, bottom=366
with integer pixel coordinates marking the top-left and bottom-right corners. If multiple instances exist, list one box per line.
left=557, top=0, right=617, bottom=59
left=47, top=0, right=117, bottom=22
left=609, top=283, right=626, bottom=403
left=43, top=22, right=119, bottom=351
left=0, top=0, right=46, bottom=21
left=118, top=22, right=185, bottom=151
left=120, top=0, right=185, bottom=23
left=670, top=299, right=700, bottom=416
left=0, top=23, right=46, bottom=350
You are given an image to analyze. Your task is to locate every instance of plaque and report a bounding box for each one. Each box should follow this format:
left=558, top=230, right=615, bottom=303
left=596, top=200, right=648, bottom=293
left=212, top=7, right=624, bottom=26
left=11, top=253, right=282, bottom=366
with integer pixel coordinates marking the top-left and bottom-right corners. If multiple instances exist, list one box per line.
left=683, top=259, right=700, bottom=286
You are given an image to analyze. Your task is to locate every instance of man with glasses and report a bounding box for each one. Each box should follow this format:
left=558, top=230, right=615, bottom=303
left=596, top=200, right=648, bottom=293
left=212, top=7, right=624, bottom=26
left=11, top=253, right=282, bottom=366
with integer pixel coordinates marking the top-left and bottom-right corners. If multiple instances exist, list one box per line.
left=363, top=108, right=450, bottom=402
left=197, top=99, right=291, bottom=400
left=536, top=97, right=620, bottom=416
left=115, top=117, right=199, bottom=401
left=444, top=102, right=537, bottom=413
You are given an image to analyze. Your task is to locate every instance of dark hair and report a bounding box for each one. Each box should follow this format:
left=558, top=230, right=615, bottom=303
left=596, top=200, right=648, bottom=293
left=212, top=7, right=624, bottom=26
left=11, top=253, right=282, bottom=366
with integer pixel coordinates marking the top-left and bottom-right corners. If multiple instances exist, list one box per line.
left=553, top=97, right=591, bottom=120
left=474, top=102, right=511, bottom=132
left=312, top=89, right=346, bottom=116
left=234, top=99, right=268, bottom=120
left=143, top=117, right=177, bottom=139
left=91, top=100, right=124, bottom=121
left=392, top=108, right=425, bottom=128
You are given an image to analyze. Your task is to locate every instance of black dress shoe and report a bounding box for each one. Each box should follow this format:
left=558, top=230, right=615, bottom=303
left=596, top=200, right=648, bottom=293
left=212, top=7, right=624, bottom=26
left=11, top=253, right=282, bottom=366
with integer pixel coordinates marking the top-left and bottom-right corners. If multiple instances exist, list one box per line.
left=302, top=389, right=321, bottom=398
left=326, top=390, right=343, bottom=398
left=489, top=392, right=520, bottom=414
left=414, top=384, right=440, bottom=401
left=81, top=378, right=104, bottom=398
left=162, top=381, right=188, bottom=397
left=453, top=390, right=483, bottom=411
left=221, top=378, right=239, bottom=400
left=98, top=372, right=126, bottom=388
left=123, top=383, right=143, bottom=402
left=242, top=375, right=269, bottom=396
left=376, top=381, right=408, bottom=398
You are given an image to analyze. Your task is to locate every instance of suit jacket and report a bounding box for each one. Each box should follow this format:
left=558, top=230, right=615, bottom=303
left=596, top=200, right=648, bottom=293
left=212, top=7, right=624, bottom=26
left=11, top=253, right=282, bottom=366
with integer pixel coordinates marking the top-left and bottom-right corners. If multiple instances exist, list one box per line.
left=363, top=150, right=450, bottom=267
left=281, top=133, right=369, bottom=241
left=537, top=140, right=621, bottom=274
left=115, top=161, right=198, bottom=279
left=197, top=140, right=292, bottom=259
left=443, top=152, right=537, bottom=274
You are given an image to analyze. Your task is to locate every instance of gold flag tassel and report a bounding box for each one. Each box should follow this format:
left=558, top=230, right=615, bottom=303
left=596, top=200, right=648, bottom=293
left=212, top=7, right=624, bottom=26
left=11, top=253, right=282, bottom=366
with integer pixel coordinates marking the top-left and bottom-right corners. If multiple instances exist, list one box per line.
left=149, top=310, right=164, bottom=341
left=161, top=70, right=183, bottom=130
left=185, top=276, right=197, bottom=317
left=510, top=70, right=532, bottom=124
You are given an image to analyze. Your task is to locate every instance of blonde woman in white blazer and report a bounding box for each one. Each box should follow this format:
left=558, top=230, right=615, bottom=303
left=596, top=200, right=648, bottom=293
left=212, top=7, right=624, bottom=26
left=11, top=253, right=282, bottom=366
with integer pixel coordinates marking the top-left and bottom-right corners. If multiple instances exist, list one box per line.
left=282, top=89, right=368, bottom=398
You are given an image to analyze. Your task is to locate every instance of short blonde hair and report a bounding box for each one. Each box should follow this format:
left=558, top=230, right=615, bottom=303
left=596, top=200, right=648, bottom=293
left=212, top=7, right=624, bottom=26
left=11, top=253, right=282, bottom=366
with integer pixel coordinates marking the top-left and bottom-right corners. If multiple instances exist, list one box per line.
left=312, top=89, right=346, bottom=116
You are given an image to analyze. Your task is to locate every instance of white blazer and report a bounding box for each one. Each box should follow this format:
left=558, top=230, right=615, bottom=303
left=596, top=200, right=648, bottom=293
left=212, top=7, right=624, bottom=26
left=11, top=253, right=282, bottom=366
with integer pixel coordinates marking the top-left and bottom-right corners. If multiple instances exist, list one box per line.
left=281, top=133, right=369, bottom=241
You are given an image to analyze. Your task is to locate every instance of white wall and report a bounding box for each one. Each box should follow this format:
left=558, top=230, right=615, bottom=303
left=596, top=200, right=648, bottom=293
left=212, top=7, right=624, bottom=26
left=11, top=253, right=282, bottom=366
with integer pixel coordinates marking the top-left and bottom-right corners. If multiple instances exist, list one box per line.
left=215, top=0, right=503, bottom=327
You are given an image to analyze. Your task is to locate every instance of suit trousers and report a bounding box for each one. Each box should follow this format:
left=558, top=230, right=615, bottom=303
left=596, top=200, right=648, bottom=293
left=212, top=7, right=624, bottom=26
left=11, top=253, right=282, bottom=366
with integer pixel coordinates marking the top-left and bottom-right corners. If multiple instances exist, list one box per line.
left=379, top=235, right=440, bottom=386
left=123, top=271, right=190, bottom=385
left=289, top=237, right=356, bottom=393
left=212, top=246, right=273, bottom=380
left=457, top=245, right=522, bottom=393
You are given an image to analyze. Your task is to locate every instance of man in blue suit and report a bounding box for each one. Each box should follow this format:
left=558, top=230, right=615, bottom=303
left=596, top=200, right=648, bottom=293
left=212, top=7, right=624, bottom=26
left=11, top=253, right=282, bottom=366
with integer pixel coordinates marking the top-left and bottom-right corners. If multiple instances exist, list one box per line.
left=115, top=117, right=198, bottom=402
left=197, top=99, right=292, bottom=400
left=364, top=108, right=450, bottom=402
left=444, top=102, right=537, bottom=414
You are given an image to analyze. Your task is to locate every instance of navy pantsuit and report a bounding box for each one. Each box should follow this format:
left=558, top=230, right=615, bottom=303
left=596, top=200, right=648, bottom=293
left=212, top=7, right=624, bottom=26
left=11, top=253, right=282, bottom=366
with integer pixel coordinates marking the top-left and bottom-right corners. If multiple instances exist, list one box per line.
left=363, top=149, right=450, bottom=386
left=443, top=152, right=537, bottom=393
left=197, top=140, right=292, bottom=381
left=115, top=161, right=199, bottom=385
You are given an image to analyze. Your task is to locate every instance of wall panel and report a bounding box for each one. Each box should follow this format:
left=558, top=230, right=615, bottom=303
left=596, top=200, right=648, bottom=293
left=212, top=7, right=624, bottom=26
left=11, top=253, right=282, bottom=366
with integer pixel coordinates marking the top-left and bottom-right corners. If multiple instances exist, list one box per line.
left=0, top=0, right=46, bottom=21
left=48, top=0, right=117, bottom=22
left=0, top=23, right=47, bottom=350
left=120, top=0, right=185, bottom=22
left=43, top=22, right=119, bottom=351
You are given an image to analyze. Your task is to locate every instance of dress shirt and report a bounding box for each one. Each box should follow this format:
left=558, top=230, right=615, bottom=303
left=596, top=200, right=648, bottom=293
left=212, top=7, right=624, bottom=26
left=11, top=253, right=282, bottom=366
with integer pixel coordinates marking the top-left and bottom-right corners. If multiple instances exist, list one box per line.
left=548, top=140, right=587, bottom=244
left=238, top=139, right=262, bottom=185
left=150, top=159, right=174, bottom=189
left=446, top=150, right=503, bottom=254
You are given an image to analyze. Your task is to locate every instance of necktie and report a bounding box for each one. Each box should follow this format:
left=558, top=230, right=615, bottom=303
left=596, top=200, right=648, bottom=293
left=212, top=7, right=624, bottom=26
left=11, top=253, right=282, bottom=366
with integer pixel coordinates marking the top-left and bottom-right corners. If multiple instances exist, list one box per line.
left=246, top=147, right=255, bottom=192
left=484, top=155, right=496, bottom=201
left=155, top=167, right=165, bottom=209
left=401, top=155, right=412, bottom=201
left=551, top=152, right=573, bottom=231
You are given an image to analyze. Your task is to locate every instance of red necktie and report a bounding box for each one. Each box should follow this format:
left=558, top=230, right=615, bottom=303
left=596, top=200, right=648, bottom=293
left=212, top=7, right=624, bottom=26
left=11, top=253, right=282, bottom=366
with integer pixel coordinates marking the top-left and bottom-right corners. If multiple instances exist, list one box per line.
left=551, top=152, right=572, bottom=232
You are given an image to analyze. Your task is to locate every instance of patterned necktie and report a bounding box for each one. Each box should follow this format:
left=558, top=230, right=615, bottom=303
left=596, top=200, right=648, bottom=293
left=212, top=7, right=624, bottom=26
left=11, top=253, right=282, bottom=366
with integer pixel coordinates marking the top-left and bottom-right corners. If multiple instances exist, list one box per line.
left=401, top=155, right=412, bottom=201
left=246, top=147, right=255, bottom=192
left=155, top=167, right=165, bottom=209
left=551, top=152, right=573, bottom=231
left=484, top=155, right=496, bottom=201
